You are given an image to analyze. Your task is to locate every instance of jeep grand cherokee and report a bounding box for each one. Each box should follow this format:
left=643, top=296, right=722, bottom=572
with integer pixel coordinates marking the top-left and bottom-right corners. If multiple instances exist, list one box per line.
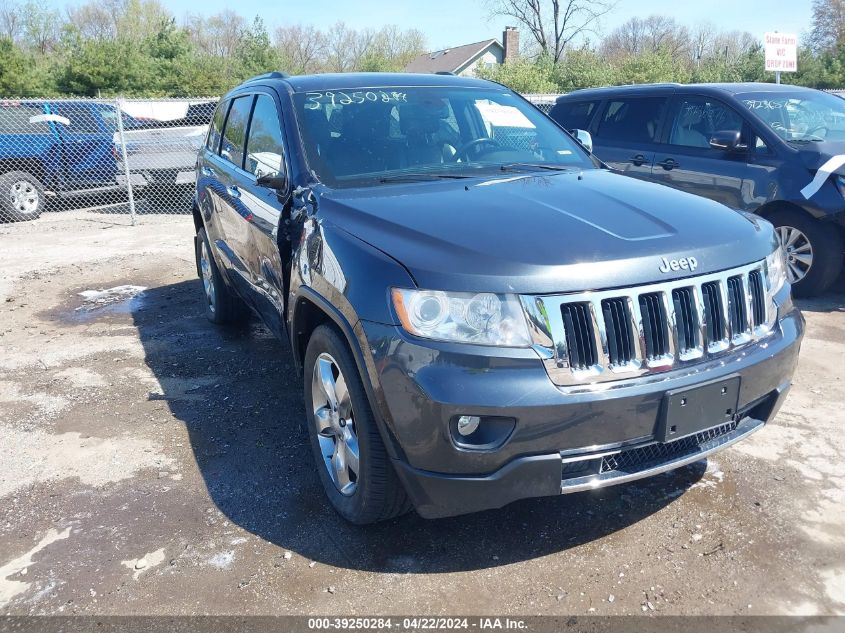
left=192, top=72, right=803, bottom=523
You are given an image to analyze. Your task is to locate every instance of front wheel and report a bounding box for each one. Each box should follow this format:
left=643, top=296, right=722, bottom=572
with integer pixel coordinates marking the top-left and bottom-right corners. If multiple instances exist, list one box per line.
left=768, top=209, right=844, bottom=297
left=304, top=325, right=411, bottom=524
left=0, top=171, right=44, bottom=223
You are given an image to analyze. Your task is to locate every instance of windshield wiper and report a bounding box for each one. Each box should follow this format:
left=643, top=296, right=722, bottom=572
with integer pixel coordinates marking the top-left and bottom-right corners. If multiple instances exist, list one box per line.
left=379, top=172, right=472, bottom=183
left=499, top=163, right=575, bottom=173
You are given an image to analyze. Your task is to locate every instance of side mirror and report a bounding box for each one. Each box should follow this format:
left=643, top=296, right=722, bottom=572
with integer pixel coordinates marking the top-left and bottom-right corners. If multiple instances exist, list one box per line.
left=256, top=172, right=289, bottom=192
left=570, top=129, right=593, bottom=153
left=709, top=130, right=745, bottom=152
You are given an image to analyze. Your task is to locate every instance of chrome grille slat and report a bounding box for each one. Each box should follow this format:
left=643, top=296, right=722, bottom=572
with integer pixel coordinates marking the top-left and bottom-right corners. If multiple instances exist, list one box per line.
left=521, top=260, right=776, bottom=387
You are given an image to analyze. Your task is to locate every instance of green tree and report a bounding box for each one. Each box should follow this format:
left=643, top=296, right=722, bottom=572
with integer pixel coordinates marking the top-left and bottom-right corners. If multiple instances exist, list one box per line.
left=477, top=55, right=559, bottom=93
left=0, top=37, right=27, bottom=94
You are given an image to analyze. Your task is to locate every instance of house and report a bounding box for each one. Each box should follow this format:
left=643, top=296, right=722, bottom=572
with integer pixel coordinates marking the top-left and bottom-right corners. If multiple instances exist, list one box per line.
left=404, top=27, right=519, bottom=77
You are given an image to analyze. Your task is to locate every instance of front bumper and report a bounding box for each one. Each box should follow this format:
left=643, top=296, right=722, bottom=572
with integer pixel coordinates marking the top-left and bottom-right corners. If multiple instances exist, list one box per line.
left=360, top=308, right=803, bottom=519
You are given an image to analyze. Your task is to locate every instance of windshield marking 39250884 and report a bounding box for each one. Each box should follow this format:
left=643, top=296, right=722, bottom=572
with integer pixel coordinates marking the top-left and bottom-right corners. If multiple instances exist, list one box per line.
left=293, top=86, right=593, bottom=188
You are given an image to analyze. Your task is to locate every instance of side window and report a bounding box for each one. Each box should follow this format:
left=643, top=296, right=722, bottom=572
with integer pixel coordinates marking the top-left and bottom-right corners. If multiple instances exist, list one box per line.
left=754, top=136, right=771, bottom=155
left=551, top=100, right=599, bottom=130
left=669, top=98, right=745, bottom=149
left=51, top=104, right=102, bottom=133
left=598, top=97, right=667, bottom=143
left=207, top=100, right=228, bottom=152
left=244, top=94, right=286, bottom=179
left=219, top=95, right=253, bottom=169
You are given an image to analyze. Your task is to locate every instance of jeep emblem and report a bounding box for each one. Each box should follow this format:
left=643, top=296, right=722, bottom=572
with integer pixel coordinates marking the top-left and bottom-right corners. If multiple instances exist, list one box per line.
left=659, top=256, right=698, bottom=273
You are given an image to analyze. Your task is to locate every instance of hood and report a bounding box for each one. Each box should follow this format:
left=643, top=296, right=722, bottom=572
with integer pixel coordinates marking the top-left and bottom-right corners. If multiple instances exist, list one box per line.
left=795, top=140, right=845, bottom=172
left=318, top=169, right=777, bottom=294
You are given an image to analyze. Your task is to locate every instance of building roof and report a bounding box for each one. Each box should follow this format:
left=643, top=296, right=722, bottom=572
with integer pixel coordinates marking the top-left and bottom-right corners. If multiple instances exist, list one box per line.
left=404, top=39, right=502, bottom=75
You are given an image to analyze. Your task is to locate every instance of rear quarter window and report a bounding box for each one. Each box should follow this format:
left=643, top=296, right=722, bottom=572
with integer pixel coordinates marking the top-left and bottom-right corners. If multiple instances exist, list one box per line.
left=206, top=100, right=229, bottom=153
left=597, top=97, right=667, bottom=144
left=550, top=100, right=599, bottom=130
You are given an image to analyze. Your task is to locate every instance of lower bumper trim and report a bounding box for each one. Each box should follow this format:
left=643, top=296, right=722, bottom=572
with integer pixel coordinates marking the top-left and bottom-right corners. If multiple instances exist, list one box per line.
left=559, top=417, right=764, bottom=494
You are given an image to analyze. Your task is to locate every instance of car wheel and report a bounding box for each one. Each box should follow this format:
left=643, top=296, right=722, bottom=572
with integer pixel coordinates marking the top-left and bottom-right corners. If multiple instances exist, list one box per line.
left=0, top=171, right=44, bottom=223
left=304, top=325, right=411, bottom=524
left=768, top=208, right=844, bottom=297
left=195, top=226, right=249, bottom=324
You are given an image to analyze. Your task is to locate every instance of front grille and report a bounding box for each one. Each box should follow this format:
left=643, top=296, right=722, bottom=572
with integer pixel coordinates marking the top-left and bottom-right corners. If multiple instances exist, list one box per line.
left=727, top=275, right=748, bottom=337
left=639, top=292, right=670, bottom=360
left=701, top=281, right=726, bottom=345
left=523, top=260, right=775, bottom=386
left=600, top=421, right=740, bottom=474
left=672, top=287, right=699, bottom=354
left=748, top=270, right=766, bottom=327
left=560, top=303, right=597, bottom=370
left=601, top=298, right=634, bottom=366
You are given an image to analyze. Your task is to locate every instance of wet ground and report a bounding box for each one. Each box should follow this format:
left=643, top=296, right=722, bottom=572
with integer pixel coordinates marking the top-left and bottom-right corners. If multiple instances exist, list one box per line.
left=1, top=212, right=844, bottom=616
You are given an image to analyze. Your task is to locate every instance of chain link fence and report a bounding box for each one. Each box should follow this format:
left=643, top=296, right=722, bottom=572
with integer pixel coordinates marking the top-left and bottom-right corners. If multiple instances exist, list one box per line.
left=0, top=97, right=217, bottom=225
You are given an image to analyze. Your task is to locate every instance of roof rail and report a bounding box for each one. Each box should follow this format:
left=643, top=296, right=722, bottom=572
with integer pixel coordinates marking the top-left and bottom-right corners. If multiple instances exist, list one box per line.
left=434, top=71, right=456, bottom=76
left=245, top=71, right=290, bottom=83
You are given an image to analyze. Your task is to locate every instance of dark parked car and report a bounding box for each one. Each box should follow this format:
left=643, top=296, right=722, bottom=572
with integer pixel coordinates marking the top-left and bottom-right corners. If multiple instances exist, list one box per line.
left=193, top=72, right=802, bottom=523
left=550, top=83, right=845, bottom=296
left=0, top=100, right=137, bottom=222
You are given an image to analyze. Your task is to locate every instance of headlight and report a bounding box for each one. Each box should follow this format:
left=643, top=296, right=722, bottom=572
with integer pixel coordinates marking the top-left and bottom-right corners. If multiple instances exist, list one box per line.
left=391, top=288, right=531, bottom=347
left=765, top=243, right=787, bottom=296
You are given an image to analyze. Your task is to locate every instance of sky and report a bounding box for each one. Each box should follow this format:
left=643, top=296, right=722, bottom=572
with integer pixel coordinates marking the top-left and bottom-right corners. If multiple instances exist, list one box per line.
left=45, top=0, right=815, bottom=50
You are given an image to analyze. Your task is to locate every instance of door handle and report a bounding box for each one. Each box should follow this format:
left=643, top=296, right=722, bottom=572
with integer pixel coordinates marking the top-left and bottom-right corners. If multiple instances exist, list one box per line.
left=657, top=158, right=678, bottom=171
left=630, top=154, right=647, bottom=166
left=226, top=186, right=241, bottom=199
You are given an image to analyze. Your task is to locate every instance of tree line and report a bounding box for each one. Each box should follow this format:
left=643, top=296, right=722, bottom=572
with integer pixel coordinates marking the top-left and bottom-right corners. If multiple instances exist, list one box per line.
left=0, top=0, right=426, bottom=96
left=479, top=0, right=845, bottom=92
left=0, top=0, right=843, bottom=98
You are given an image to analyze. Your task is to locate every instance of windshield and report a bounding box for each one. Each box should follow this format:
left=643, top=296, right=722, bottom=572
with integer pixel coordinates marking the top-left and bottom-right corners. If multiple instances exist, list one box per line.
left=293, top=86, right=594, bottom=187
left=739, top=90, right=845, bottom=143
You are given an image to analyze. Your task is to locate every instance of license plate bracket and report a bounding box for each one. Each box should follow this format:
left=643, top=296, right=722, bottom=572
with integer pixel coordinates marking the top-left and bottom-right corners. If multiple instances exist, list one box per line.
left=658, top=375, right=741, bottom=443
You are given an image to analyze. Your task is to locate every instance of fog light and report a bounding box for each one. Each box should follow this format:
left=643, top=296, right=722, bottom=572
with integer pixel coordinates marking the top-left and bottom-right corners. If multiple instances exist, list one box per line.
left=456, top=415, right=481, bottom=436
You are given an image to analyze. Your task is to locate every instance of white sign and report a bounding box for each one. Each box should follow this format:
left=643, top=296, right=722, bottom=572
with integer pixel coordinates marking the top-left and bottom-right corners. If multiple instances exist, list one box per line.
left=764, top=32, right=797, bottom=73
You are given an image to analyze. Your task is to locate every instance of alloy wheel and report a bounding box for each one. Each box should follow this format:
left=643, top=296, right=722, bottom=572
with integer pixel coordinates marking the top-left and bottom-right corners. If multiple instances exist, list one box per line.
left=199, top=239, right=216, bottom=313
left=311, top=352, right=360, bottom=496
left=10, top=181, right=39, bottom=215
left=776, top=225, right=813, bottom=284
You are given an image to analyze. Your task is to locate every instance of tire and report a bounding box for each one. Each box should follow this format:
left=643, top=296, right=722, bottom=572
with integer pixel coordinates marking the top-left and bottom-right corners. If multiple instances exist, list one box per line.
left=195, top=226, right=249, bottom=324
left=0, top=171, right=44, bottom=223
left=768, top=208, right=844, bottom=297
left=304, top=324, right=411, bottom=524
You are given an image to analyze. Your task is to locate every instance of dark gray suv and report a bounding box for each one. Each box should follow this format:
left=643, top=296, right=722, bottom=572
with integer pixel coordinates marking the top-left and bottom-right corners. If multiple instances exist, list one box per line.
left=193, top=72, right=803, bottom=523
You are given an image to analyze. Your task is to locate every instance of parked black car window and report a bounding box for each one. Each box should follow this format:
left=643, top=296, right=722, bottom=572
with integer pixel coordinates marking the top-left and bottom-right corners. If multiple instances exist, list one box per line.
left=551, top=100, right=599, bottom=130
left=219, top=95, right=253, bottom=169
left=244, top=94, right=285, bottom=179
left=669, top=98, right=744, bottom=148
left=207, top=99, right=228, bottom=153
left=598, top=97, right=666, bottom=143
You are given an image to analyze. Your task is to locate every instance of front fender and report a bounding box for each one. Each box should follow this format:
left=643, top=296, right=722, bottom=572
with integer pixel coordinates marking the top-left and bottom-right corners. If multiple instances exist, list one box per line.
left=288, top=216, right=415, bottom=330
left=288, top=219, right=416, bottom=460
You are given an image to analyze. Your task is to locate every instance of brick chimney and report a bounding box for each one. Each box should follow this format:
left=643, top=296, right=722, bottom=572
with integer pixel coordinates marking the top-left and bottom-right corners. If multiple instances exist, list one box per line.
left=503, top=26, right=519, bottom=63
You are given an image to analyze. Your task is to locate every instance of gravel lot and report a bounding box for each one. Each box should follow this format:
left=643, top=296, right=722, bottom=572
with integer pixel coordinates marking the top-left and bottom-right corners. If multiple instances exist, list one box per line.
left=1, top=211, right=844, bottom=616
